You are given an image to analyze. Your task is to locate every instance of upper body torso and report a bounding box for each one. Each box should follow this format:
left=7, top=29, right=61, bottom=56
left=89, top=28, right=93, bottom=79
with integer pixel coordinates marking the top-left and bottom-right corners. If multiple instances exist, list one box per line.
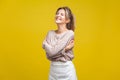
left=42, top=30, right=74, bottom=62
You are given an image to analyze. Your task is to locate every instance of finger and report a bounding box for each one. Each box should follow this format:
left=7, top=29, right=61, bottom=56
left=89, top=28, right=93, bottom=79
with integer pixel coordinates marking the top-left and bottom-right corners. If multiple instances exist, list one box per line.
left=70, top=40, right=74, bottom=43
left=70, top=40, right=74, bottom=44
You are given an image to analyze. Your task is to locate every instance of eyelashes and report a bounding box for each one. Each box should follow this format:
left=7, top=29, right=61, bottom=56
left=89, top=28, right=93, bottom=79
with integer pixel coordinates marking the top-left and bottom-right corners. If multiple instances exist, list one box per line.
left=56, top=12, right=65, bottom=16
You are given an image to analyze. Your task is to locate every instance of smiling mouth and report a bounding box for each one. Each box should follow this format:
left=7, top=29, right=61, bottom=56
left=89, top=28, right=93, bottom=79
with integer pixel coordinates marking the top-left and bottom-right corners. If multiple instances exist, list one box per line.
left=56, top=17, right=62, bottom=21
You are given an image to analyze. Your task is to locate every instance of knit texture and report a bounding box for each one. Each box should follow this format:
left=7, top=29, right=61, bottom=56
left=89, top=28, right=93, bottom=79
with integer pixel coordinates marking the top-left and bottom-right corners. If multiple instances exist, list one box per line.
left=42, top=30, right=74, bottom=62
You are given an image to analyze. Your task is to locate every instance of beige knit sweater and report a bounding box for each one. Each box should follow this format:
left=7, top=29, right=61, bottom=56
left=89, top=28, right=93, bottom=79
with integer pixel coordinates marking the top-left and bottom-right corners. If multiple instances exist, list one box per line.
left=42, top=30, right=74, bottom=62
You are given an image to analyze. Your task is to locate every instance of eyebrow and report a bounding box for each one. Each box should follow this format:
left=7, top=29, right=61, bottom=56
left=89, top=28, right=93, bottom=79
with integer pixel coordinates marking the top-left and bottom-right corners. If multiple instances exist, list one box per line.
left=57, top=11, right=65, bottom=14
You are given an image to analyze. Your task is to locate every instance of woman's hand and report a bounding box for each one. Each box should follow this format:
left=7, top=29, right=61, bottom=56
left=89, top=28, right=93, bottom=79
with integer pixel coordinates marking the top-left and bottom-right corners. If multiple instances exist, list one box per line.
left=65, top=40, right=74, bottom=51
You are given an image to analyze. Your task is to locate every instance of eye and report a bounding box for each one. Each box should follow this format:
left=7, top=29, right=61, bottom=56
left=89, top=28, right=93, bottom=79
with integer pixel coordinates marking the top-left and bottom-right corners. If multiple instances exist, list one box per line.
left=61, top=13, right=64, bottom=16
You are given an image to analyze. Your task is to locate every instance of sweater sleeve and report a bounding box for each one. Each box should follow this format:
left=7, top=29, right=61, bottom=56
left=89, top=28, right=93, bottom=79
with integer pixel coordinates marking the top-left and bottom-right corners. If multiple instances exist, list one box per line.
left=42, top=31, right=49, bottom=49
left=43, top=30, right=74, bottom=58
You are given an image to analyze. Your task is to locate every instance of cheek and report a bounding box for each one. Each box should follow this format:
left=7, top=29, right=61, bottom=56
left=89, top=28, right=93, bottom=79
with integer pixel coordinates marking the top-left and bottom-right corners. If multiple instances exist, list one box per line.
left=61, top=16, right=66, bottom=20
left=55, top=16, right=58, bottom=20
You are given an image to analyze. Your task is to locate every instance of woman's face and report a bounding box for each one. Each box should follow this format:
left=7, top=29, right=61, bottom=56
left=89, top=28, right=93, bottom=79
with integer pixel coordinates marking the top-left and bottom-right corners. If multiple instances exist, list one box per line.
left=55, top=9, right=68, bottom=24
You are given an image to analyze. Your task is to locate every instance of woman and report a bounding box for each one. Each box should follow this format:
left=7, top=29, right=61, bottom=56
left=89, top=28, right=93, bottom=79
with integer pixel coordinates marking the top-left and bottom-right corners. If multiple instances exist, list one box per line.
left=42, top=6, right=77, bottom=80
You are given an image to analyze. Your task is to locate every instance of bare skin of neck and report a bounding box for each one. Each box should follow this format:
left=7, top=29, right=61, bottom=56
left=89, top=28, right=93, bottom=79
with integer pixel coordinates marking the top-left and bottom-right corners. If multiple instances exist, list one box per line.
left=56, top=23, right=68, bottom=34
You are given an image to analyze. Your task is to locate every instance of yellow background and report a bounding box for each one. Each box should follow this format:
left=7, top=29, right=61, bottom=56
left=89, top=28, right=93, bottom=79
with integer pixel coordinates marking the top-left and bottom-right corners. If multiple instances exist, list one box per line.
left=0, top=0, right=120, bottom=80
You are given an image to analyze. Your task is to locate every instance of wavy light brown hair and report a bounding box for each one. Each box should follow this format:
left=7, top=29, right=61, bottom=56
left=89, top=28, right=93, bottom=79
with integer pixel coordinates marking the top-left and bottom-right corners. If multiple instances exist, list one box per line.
left=56, top=6, right=75, bottom=31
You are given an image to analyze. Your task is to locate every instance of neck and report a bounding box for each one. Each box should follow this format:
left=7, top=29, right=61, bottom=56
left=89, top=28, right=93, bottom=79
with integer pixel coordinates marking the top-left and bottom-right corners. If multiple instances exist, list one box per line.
left=56, top=23, right=68, bottom=34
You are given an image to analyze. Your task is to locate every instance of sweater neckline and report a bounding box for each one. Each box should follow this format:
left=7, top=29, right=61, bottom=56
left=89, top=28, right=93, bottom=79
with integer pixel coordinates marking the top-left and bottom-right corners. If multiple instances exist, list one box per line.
left=53, top=30, right=70, bottom=36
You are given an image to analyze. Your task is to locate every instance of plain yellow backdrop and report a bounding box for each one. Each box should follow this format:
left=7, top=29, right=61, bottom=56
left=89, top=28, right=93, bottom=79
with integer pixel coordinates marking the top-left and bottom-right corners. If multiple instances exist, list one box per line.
left=0, top=0, right=120, bottom=80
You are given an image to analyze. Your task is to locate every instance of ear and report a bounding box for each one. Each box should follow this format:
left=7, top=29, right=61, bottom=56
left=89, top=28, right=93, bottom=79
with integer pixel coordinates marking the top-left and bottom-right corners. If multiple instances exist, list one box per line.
left=65, top=19, right=70, bottom=23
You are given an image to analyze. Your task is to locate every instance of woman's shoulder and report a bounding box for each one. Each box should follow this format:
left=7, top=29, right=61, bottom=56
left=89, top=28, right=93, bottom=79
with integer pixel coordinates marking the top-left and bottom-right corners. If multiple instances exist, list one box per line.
left=67, top=30, right=74, bottom=35
left=47, top=29, right=74, bottom=36
left=69, top=30, right=74, bottom=33
left=47, top=30, right=55, bottom=34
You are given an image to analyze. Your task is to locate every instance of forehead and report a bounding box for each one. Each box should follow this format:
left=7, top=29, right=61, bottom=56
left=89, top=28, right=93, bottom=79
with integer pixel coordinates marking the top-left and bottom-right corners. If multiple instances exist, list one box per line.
left=57, top=9, right=65, bottom=13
